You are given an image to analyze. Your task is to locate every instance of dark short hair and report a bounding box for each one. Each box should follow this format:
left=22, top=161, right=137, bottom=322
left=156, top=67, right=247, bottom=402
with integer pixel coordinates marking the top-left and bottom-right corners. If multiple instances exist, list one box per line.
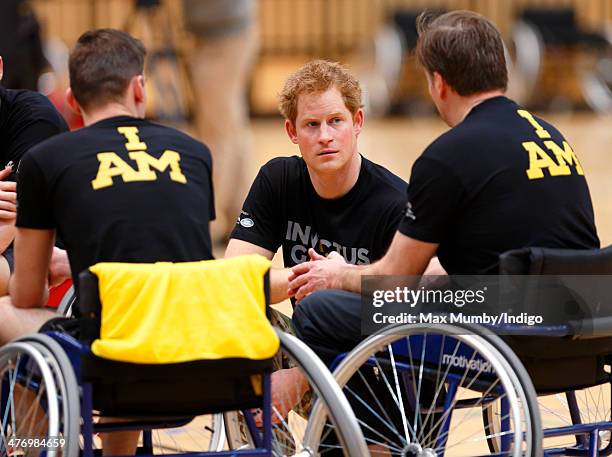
left=416, top=10, right=508, bottom=95
left=69, top=29, right=146, bottom=110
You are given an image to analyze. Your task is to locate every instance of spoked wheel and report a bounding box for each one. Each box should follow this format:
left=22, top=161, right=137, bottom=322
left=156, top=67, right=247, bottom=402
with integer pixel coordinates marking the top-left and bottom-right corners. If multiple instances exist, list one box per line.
left=0, top=342, right=62, bottom=457
left=306, top=323, right=542, bottom=456
left=225, top=330, right=368, bottom=457
left=484, top=385, right=612, bottom=456
left=540, top=384, right=611, bottom=455
left=15, top=334, right=80, bottom=457
left=474, top=331, right=544, bottom=457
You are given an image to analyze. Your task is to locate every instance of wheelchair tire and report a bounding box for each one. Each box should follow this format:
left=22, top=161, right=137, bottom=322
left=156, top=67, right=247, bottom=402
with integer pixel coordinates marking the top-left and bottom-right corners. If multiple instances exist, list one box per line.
left=460, top=328, right=542, bottom=456
left=306, top=322, right=540, bottom=456
left=224, top=329, right=368, bottom=457
left=56, top=285, right=76, bottom=317
left=0, top=342, right=62, bottom=457
left=17, top=334, right=80, bottom=457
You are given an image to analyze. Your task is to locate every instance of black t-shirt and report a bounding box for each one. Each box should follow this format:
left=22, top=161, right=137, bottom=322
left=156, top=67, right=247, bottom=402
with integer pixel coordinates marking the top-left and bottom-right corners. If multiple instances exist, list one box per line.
left=16, top=116, right=215, bottom=285
left=231, top=156, right=407, bottom=266
left=399, top=96, right=599, bottom=274
left=0, top=85, right=68, bottom=174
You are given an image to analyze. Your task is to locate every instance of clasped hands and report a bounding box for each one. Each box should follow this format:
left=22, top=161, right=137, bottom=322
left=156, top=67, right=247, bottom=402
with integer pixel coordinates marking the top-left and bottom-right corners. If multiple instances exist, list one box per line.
left=287, top=248, right=347, bottom=303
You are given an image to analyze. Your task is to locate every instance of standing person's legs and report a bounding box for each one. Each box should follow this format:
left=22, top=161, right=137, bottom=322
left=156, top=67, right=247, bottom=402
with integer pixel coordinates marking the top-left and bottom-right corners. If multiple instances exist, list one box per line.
left=189, top=24, right=259, bottom=242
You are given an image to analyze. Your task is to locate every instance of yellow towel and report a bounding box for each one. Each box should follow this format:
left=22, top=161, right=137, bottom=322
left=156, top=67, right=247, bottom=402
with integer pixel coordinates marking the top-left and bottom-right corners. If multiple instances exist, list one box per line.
left=90, top=255, right=279, bottom=364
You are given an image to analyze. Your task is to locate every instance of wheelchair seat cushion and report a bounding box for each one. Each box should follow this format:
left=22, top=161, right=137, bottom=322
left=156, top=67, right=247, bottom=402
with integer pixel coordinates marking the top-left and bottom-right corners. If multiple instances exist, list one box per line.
left=89, top=255, right=279, bottom=364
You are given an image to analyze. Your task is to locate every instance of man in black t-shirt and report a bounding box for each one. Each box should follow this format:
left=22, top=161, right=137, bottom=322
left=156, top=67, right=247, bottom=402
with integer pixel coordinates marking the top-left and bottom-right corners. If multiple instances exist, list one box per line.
left=0, top=55, right=69, bottom=292
left=288, top=13, right=599, bottom=454
left=288, top=10, right=599, bottom=370
left=226, top=60, right=407, bottom=430
left=226, top=60, right=407, bottom=303
left=0, top=29, right=214, bottom=455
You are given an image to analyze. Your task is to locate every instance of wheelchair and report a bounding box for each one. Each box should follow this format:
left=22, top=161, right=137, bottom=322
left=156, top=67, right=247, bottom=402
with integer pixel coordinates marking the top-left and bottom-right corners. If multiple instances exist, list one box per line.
left=306, top=245, right=612, bottom=456
left=0, top=256, right=368, bottom=457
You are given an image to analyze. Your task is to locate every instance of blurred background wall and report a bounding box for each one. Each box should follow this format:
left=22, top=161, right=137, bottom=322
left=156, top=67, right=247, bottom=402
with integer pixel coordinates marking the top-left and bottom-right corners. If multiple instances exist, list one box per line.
left=7, top=0, right=612, bottom=245
left=29, top=0, right=612, bottom=117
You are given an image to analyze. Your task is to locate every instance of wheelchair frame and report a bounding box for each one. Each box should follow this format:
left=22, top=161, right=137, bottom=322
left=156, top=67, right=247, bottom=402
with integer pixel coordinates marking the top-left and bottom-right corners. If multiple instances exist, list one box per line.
left=306, top=322, right=541, bottom=457
left=321, top=321, right=612, bottom=456
left=1, top=327, right=368, bottom=457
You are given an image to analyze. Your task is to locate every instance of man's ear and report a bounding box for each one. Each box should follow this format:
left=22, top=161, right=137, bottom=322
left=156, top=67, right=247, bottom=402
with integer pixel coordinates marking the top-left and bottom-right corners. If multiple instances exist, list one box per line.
left=432, top=71, right=447, bottom=99
left=133, top=75, right=145, bottom=103
left=285, top=119, right=298, bottom=144
left=353, top=108, right=364, bottom=136
left=66, top=88, right=82, bottom=116
left=0, top=56, right=4, bottom=81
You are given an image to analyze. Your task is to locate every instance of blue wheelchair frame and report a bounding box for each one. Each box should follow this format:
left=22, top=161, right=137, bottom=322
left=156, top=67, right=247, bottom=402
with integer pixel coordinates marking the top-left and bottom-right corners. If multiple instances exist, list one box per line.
left=47, top=330, right=278, bottom=457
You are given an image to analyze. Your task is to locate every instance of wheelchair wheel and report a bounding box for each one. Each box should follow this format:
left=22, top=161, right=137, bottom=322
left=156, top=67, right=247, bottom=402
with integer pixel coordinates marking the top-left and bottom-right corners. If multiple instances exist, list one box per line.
left=225, top=329, right=368, bottom=457
left=485, top=383, right=612, bottom=454
left=56, top=285, right=76, bottom=317
left=538, top=385, right=611, bottom=453
left=0, top=342, right=63, bottom=457
left=306, top=323, right=541, bottom=456
left=469, top=331, right=542, bottom=455
left=16, top=334, right=80, bottom=457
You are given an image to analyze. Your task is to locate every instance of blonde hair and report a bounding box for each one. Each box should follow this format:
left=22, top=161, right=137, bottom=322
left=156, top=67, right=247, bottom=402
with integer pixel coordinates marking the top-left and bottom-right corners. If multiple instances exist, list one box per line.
left=278, top=60, right=362, bottom=124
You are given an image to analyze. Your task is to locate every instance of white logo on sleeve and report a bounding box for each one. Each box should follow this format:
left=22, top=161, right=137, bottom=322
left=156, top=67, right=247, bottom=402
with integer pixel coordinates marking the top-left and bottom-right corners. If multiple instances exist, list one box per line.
left=237, top=211, right=255, bottom=228
left=240, top=217, right=254, bottom=228
left=404, top=201, right=416, bottom=221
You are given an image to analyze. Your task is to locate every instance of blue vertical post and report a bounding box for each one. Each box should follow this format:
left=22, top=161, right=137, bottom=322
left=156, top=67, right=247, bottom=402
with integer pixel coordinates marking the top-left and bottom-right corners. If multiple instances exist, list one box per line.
left=566, top=391, right=588, bottom=449
left=142, top=430, right=153, bottom=453
left=435, top=380, right=458, bottom=454
left=589, top=429, right=600, bottom=457
left=262, top=373, right=272, bottom=456
left=82, top=383, right=94, bottom=457
left=500, top=396, right=511, bottom=452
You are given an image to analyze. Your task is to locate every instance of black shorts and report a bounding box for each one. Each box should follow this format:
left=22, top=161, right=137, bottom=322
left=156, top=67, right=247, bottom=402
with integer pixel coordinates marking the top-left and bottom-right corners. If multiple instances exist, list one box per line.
left=39, top=316, right=81, bottom=339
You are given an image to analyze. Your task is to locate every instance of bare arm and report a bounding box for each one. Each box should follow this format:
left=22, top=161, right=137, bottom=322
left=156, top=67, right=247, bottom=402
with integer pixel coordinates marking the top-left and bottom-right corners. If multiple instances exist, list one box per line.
left=225, top=238, right=291, bottom=304
left=9, top=228, right=55, bottom=308
left=0, top=165, right=17, bottom=252
left=288, top=231, right=439, bottom=300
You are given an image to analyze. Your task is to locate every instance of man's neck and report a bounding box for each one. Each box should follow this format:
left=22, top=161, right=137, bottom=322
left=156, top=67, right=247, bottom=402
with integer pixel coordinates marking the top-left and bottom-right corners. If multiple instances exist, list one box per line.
left=81, top=103, right=139, bottom=127
left=450, top=89, right=505, bottom=127
left=308, top=153, right=362, bottom=200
